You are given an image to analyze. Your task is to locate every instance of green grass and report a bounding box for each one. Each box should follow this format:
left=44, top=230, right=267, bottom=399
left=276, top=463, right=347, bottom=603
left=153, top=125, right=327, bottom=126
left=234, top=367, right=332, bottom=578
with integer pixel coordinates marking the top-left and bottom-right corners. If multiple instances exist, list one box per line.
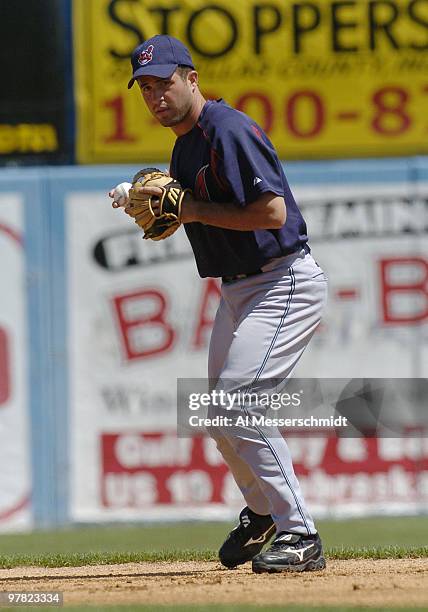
left=1, top=516, right=427, bottom=555
left=0, top=550, right=215, bottom=569
left=0, top=516, right=427, bottom=568
left=0, top=544, right=427, bottom=569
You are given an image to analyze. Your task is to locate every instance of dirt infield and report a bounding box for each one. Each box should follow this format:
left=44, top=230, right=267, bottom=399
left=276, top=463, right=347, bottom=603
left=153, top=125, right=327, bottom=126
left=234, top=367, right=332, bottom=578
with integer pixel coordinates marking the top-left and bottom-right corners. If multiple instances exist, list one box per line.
left=1, top=559, right=427, bottom=608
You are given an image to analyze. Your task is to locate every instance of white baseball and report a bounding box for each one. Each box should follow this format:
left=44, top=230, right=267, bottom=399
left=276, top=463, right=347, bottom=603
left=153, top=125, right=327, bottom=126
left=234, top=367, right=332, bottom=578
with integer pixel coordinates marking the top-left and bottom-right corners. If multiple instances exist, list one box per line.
left=112, top=182, right=132, bottom=208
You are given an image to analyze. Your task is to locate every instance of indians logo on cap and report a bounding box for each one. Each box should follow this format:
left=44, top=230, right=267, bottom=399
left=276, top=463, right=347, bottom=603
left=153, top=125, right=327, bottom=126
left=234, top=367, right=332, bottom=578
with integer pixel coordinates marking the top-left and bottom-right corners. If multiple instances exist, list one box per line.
left=138, top=44, right=154, bottom=66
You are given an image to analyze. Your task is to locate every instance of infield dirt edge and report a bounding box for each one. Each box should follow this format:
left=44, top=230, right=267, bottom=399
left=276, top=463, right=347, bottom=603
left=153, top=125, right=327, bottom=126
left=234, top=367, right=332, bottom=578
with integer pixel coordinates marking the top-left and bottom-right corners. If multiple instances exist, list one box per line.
left=1, top=558, right=427, bottom=607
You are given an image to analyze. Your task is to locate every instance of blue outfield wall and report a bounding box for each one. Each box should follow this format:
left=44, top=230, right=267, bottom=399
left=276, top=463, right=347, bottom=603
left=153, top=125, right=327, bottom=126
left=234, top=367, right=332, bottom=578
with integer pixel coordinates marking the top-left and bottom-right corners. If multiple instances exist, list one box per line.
left=0, top=156, right=426, bottom=528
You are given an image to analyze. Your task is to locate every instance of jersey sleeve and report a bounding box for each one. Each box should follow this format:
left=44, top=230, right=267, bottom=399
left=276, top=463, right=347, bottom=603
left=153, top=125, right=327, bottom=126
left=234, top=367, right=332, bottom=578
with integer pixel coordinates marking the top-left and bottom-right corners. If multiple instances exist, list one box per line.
left=212, top=114, right=284, bottom=206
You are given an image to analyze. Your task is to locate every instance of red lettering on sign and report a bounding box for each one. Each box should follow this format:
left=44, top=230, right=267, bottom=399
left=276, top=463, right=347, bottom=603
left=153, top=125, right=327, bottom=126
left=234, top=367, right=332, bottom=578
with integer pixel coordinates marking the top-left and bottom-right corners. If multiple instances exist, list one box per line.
left=193, top=279, right=221, bottom=349
left=236, top=92, right=274, bottom=134
left=380, top=257, right=428, bottom=324
left=371, top=86, right=411, bottom=136
left=0, top=327, right=10, bottom=406
left=286, top=90, right=325, bottom=138
left=100, top=431, right=428, bottom=509
left=103, top=96, right=137, bottom=143
left=112, top=289, right=176, bottom=361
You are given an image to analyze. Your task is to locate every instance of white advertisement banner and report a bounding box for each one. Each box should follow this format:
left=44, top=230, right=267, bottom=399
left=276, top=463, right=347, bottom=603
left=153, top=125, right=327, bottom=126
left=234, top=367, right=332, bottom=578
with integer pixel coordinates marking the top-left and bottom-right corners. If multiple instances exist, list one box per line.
left=0, top=194, right=31, bottom=530
left=294, top=182, right=428, bottom=378
left=68, top=183, right=427, bottom=521
left=68, top=192, right=224, bottom=520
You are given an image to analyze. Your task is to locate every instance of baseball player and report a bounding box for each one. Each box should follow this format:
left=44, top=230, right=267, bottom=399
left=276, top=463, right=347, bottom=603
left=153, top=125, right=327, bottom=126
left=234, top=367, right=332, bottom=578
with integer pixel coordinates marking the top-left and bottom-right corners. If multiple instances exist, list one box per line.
left=115, top=35, right=328, bottom=573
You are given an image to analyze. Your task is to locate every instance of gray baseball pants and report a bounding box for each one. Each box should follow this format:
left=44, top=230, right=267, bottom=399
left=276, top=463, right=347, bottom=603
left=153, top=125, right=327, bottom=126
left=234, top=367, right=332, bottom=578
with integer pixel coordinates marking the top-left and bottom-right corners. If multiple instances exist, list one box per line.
left=208, top=249, right=328, bottom=535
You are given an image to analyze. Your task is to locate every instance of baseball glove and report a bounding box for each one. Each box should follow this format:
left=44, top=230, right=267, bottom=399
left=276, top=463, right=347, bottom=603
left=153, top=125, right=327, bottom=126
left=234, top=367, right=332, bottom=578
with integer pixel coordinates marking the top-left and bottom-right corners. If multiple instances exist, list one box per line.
left=126, top=167, right=191, bottom=241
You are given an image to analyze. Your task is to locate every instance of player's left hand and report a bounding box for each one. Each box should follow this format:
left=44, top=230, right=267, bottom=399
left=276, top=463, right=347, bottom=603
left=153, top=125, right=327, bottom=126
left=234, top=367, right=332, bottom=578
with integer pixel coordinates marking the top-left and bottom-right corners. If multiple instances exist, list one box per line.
left=117, top=168, right=192, bottom=241
left=125, top=184, right=163, bottom=216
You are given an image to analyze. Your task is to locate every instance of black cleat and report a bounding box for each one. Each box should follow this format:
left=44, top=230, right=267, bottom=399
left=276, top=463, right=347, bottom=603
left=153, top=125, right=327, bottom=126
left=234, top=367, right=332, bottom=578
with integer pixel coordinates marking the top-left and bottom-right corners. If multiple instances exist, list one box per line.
left=252, top=531, right=326, bottom=573
left=219, top=507, right=276, bottom=569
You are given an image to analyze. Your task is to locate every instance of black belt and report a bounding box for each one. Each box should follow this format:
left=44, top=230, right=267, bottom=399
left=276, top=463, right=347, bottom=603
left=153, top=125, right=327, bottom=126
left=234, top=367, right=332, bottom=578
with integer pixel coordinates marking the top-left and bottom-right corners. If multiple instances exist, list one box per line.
left=222, top=269, right=263, bottom=283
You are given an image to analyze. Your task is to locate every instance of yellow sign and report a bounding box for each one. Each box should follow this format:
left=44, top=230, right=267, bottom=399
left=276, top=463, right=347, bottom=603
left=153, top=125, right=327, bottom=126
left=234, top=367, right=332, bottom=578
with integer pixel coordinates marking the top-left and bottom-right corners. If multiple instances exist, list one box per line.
left=74, top=0, right=428, bottom=163
left=0, top=124, right=58, bottom=154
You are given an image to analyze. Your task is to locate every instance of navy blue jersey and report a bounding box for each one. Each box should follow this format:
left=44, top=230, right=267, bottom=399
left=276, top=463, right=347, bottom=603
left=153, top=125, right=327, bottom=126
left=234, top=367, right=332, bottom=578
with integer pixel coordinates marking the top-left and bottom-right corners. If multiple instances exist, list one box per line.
left=170, top=99, right=308, bottom=278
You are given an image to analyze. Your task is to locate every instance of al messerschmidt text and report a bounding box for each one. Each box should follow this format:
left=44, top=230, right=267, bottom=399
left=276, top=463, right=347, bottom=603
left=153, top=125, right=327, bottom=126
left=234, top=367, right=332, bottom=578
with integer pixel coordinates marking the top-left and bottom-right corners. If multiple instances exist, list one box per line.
left=189, top=415, right=348, bottom=428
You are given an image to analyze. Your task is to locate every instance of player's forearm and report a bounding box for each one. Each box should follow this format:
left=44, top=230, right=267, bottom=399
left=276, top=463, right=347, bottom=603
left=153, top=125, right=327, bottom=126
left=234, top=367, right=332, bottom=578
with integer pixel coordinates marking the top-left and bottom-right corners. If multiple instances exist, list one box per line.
left=182, top=193, right=286, bottom=230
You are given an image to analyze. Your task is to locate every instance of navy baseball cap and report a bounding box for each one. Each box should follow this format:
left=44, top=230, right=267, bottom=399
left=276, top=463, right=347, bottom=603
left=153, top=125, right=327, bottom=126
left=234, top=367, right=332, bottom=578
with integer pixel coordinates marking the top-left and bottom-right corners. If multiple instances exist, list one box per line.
left=128, top=35, right=195, bottom=88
